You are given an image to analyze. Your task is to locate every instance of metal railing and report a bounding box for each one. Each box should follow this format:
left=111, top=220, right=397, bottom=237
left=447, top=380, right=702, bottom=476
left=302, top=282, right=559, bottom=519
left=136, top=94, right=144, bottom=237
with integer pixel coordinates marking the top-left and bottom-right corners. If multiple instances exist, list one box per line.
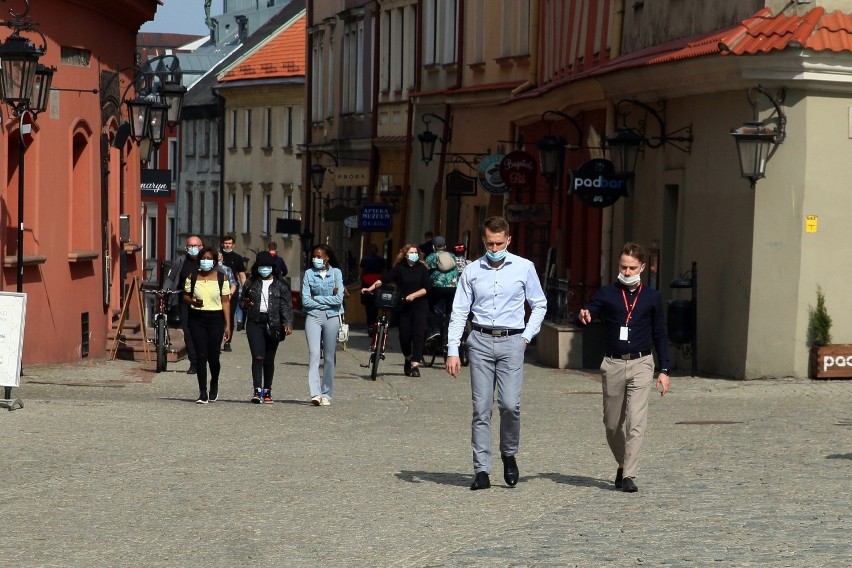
left=544, top=277, right=598, bottom=325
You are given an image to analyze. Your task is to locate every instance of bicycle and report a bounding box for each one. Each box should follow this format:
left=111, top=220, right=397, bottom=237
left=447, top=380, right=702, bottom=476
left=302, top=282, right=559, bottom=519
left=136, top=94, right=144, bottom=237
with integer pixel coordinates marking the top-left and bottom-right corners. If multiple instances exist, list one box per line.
left=142, top=288, right=182, bottom=373
left=361, top=287, right=399, bottom=380
left=422, top=305, right=471, bottom=368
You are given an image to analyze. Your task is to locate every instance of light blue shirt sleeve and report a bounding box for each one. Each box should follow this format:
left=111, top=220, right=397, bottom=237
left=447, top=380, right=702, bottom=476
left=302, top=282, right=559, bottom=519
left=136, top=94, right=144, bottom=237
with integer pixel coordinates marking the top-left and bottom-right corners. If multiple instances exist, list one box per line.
left=446, top=253, right=547, bottom=356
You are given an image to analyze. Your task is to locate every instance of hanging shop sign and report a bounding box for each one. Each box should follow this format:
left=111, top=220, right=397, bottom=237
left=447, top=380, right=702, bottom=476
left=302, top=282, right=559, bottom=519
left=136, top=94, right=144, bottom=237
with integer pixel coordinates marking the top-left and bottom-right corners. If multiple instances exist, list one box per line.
left=343, top=215, right=359, bottom=229
left=141, top=169, right=172, bottom=197
left=499, top=151, right=537, bottom=192
left=570, top=159, right=627, bottom=208
left=446, top=170, right=477, bottom=197
left=359, top=204, right=393, bottom=232
left=505, top=203, right=551, bottom=223
left=334, top=167, right=369, bottom=186
left=477, top=154, right=509, bottom=194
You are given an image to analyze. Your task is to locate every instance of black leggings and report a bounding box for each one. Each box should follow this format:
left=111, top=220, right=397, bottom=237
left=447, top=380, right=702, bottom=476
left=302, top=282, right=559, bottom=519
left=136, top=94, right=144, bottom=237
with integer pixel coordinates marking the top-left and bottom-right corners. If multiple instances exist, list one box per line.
left=398, top=302, right=428, bottom=363
left=246, top=318, right=281, bottom=390
left=188, top=310, right=225, bottom=395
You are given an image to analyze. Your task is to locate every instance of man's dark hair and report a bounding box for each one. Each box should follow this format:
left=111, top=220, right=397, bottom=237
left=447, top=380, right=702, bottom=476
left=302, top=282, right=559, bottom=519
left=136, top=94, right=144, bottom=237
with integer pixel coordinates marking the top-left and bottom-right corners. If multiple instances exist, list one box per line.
left=621, top=242, right=646, bottom=264
left=222, top=235, right=236, bottom=243
left=483, top=216, right=510, bottom=236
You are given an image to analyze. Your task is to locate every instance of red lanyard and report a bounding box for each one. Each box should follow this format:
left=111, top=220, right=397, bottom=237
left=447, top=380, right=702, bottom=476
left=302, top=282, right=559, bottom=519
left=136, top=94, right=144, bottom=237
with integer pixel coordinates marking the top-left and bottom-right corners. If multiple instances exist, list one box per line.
left=621, top=284, right=642, bottom=326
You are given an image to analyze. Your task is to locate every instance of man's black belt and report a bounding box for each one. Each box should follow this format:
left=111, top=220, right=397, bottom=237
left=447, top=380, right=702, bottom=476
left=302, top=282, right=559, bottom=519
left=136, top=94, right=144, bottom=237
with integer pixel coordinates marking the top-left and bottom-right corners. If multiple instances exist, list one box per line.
left=472, top=325, right=524, bottom=337
left=606, top=351, right=652, bottom=360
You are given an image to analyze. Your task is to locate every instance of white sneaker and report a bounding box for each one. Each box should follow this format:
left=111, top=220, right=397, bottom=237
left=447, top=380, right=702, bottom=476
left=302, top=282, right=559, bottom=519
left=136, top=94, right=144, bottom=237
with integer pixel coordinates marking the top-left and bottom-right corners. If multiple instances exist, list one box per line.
left=310, top=395, right=322, bottom=406
left=319, top=397, right=331, bottom=406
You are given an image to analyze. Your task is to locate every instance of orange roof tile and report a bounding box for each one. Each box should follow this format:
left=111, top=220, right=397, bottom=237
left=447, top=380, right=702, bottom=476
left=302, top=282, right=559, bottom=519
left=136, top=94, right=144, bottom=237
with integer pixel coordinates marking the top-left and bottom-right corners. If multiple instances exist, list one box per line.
left=220, top=13, right=305, bottom=82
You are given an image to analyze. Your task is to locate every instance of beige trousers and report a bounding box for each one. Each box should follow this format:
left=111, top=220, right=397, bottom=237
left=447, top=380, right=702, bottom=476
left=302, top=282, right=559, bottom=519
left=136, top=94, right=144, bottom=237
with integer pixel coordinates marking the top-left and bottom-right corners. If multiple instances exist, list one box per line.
left=600, top=354, right=655, bottom=478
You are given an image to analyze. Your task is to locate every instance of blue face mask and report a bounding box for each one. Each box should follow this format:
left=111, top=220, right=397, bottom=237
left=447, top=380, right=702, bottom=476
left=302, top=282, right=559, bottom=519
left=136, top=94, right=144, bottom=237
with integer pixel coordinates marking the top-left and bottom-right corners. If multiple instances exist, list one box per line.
left=199, top=259, right=215, bottom=271
left=187, top=246, right=200, bottom=257
left=258, top=266, right=273, bottom=278
left=485, top=246, right=508, bottom=262
left=406, top=253, right=419, bottom=263
left=312, top=258, right=325, bottom=269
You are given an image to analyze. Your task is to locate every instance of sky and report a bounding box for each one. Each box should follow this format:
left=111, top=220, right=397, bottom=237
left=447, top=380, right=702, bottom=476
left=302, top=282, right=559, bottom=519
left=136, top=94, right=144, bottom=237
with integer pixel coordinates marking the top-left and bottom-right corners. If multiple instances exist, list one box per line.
left=140, top=0, right=223, bottom=36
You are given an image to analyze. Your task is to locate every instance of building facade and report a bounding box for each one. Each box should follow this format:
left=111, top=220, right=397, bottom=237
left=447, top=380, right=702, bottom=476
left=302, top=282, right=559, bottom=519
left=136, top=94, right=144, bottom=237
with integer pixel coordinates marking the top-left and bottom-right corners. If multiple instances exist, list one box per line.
left=0, top=0, right=157, bottom=363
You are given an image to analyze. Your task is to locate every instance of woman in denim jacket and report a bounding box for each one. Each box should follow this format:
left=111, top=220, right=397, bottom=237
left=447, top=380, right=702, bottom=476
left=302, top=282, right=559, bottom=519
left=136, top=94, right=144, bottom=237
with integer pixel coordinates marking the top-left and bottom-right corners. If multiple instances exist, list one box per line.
left=301, top=244, right=344, bottom=405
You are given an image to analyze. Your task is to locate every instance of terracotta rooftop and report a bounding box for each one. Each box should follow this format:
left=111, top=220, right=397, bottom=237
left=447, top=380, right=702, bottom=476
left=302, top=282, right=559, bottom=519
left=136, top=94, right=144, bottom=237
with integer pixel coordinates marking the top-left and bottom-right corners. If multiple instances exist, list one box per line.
left=219, top=13, right=305, bottom=82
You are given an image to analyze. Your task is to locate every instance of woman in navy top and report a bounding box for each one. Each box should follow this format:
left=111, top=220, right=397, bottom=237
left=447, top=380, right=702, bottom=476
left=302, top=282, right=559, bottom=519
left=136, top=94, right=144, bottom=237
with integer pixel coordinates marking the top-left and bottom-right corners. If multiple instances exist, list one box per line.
left=302, top=244, right=344, bottom=405
left=361, top=243, right=431, bottom=376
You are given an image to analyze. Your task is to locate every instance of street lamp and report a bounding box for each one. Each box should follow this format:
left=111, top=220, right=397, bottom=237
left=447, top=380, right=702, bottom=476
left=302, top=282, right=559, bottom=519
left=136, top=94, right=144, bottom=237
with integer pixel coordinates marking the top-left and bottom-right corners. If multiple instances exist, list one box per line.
left=32, top=63, right=54, bottom=113
left=0, top=33, right=42, bottom=112
left=603, top=99, right=693, bottom=177
left=417, top=112, right=452, bottom=165
left=535, top=110, right=583, bottom=179
left=730, top=86, right=786, bottom=189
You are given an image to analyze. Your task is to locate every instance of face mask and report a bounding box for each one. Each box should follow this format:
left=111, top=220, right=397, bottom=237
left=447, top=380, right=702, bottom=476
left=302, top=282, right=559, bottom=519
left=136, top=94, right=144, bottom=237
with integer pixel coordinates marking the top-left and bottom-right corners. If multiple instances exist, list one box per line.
left=485, top=247, right=508, bottom=262
left=187, top=246, right=200, bottom=257
left=199, top=259, right=215, bottom=271
left=258, top=266, right=273, bottom=278
left=312, top=258, right=325, bottom=269
left=222, top=246, right=233, bottom=253
left=617, top=272, right=642, bottom=287
left=406, top=253, right=419, bottom=263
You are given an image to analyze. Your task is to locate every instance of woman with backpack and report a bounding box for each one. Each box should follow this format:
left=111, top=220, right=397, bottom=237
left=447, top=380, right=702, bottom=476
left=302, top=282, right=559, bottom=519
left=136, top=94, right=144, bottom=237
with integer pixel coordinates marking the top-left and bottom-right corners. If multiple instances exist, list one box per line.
left=361, top=243, right=432, bottom=377
left=183, top=246, right=231, bottom=404
left=240, top=251, right=294, bottom=404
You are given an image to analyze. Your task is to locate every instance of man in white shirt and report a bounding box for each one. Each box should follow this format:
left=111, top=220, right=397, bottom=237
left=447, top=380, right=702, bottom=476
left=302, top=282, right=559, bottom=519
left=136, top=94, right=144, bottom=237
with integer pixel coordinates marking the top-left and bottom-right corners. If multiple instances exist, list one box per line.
left=446, top=216, right=547, bottom=490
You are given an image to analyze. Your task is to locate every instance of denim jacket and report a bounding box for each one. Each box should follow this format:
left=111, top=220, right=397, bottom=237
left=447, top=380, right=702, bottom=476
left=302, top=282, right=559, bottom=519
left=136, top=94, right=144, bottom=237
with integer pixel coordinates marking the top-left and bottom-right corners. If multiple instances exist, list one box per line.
left=301, top=266, right=344, bottom=317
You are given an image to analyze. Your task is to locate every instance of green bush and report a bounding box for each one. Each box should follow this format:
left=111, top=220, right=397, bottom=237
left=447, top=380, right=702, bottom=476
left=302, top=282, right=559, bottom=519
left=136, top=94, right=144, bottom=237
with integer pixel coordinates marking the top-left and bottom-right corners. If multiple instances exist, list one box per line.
left=811, top=286, right=832, bottom=347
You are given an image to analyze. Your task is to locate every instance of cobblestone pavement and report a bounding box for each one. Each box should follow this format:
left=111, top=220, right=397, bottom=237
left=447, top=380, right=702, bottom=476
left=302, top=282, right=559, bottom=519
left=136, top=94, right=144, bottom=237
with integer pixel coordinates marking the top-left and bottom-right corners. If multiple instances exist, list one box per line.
left=2, top=328, right=850, bottom=567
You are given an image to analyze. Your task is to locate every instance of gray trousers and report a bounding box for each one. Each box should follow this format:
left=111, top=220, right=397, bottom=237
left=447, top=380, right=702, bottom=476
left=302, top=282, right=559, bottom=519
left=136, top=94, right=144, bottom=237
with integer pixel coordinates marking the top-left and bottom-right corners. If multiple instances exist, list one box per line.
left=305, top=311, right=340, bottom=400
left=468, top=331, right=526, bottom=474
left=600, top=355, right=655, bottom=478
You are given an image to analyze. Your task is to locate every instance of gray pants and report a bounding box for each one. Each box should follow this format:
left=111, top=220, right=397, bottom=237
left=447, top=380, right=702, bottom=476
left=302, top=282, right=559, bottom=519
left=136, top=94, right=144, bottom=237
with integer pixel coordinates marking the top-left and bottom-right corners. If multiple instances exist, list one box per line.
left=305, top=311, right=340, bottom=400
left=600, top=355, right=655, bottom=478
left=468, top=331, right=526, bottom=474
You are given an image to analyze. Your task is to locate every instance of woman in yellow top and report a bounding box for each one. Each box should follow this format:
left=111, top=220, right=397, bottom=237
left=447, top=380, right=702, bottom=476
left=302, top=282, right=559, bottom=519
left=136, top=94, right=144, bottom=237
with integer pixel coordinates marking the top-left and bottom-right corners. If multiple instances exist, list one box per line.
left=183, top=246, right=231, bottom=403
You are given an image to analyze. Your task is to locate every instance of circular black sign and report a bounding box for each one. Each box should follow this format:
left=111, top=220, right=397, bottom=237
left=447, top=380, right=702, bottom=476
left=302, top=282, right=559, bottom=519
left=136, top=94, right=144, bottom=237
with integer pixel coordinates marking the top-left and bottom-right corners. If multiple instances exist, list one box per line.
left=570, top=159, right=628, bottom=208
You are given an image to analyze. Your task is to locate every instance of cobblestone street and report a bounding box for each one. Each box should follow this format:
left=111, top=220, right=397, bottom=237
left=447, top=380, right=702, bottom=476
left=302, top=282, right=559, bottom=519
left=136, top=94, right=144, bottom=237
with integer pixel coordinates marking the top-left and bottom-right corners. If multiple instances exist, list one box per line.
left=2, top=330, right=850, bottom=567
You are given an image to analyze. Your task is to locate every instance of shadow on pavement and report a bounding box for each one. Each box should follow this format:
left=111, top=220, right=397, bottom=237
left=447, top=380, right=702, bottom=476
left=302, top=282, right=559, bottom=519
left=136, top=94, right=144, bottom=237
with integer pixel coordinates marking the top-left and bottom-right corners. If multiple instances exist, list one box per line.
left=537, top=472, right=614, bottom=490
left=395, top=470, right=470, bottom=487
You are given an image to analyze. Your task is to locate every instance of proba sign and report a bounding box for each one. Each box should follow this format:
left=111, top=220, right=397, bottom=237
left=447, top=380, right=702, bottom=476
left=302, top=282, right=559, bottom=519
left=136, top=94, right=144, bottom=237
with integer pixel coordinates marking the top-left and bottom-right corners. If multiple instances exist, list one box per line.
left=570, top=159, right=627, bottom=208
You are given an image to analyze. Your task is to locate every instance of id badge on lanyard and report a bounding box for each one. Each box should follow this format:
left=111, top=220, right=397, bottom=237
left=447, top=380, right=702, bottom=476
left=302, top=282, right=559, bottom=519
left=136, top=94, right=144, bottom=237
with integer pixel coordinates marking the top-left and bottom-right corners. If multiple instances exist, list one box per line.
left=621, top=285, right=642, bottom=342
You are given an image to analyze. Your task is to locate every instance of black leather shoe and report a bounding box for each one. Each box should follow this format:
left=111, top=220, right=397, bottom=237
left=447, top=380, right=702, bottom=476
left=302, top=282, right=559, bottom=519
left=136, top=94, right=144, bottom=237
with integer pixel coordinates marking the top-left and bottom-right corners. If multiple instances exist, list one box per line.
left=614, top=467, right=624, bottom=489
left=186, top=365, right=197, bottom=374
left=404, top=360, right=412, bottom=375
left=502, top=454, right=519, bottom=487
left=409, top=366, right=421, bottom=377
left=470, top=471, right=491, bottom=490
left=222, top=343, right=232, bottom=352
left=236, top=322, right=245, bottom=331
left=622, top=477, right=638, bottom=493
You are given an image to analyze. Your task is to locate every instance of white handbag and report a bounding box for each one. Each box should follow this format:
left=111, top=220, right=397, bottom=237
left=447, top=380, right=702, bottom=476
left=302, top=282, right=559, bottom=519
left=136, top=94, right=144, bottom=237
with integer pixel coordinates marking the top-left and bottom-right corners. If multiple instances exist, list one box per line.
left=337, top=314, right=349, bottom=343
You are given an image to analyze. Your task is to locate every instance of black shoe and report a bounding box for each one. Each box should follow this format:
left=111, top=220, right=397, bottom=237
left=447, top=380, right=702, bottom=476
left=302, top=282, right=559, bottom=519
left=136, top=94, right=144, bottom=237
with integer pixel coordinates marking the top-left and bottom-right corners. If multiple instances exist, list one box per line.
left=236, top=322, right=245, bottom=331
left=409, top=366, right=420, bottom=377
left=195, top=392, right=208, bottom=404
left=614, top=467, right=624, bottom=489
left=404, top=360, right=412, bottom=375
left=470, top=471, right=491, bottom=490
left=622, top=477, right=638, bottom=493
left=501, top=454, right=519, bottom=487
left=251, top=390, right=262, bottom=404
left=222, top=343, right=232, bottom=352
left=209, top=390, right=218, bottom=402
left=187, top=365, right=197, bottom=374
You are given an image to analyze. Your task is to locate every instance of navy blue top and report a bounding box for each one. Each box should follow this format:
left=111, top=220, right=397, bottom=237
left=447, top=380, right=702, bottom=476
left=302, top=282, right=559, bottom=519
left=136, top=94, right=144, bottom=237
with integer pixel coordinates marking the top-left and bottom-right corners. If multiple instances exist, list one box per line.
left=581, top=282, right=670, bottom=369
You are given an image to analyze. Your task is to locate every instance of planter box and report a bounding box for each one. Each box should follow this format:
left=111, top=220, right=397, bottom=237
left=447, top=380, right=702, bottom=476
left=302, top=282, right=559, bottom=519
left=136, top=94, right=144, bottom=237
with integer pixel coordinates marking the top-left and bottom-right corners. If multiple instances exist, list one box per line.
left=811, top=344, right=852, bottom=379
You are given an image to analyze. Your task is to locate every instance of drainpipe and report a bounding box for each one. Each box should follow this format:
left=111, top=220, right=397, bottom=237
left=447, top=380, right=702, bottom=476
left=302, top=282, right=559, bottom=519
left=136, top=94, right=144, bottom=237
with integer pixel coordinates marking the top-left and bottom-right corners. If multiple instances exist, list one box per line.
left=216, top=91, right=226, bottom=242
left=610, top=0, right=625, bottom=60
left=511, top=0, right=540, bottom=96
left=368, top=2, right=381, bottom=259
left=432, top=0, right=465, bottom=233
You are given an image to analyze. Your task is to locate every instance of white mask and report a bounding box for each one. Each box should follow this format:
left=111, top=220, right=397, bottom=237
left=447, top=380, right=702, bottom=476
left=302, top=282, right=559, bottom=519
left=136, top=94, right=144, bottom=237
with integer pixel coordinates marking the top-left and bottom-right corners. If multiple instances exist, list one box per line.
left=617, top=272, right=642, bottom=287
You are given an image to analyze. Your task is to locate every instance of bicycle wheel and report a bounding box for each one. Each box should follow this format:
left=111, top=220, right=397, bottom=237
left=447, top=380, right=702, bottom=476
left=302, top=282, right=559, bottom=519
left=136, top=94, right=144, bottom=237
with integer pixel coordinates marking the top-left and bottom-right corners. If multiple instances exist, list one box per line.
left=422, top=337, right=437, bottom=367
left=155, top=317, right=168, bottom=372
left=459, top=320, right=472, bottom=367
left=370, top=324, right=386, bottom=380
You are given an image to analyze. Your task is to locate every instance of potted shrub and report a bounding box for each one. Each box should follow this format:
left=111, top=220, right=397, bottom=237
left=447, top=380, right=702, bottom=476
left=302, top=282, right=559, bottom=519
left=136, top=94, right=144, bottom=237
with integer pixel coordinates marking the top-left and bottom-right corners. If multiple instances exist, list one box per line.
left=810, top=286, right=852, bottom=379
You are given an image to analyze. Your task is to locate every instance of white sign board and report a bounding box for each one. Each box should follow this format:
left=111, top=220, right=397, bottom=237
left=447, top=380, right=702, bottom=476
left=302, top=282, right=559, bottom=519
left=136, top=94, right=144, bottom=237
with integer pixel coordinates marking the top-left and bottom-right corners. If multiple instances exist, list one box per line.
left=0, top=292, right=26, bottom=387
